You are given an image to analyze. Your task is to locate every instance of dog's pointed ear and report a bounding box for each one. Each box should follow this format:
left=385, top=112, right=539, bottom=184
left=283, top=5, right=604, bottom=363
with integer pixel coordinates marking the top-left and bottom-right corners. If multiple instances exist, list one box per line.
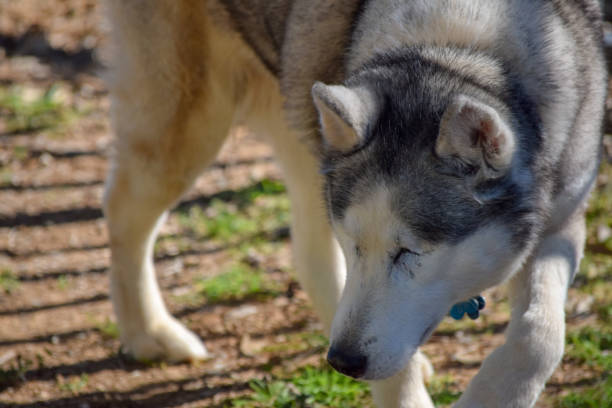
left=436, top=95, right=516, bottom=178
left=312, top=82, right=374, bottom=152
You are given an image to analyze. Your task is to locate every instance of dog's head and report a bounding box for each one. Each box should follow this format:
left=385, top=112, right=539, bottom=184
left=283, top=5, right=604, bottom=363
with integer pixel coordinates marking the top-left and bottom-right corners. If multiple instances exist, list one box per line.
left=312, top=55, right=538, bottom=380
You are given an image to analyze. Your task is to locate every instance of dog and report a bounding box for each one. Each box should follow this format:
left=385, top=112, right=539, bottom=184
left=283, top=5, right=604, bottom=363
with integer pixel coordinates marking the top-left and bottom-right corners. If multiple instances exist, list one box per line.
left=102, top=1, right=607, bottom=407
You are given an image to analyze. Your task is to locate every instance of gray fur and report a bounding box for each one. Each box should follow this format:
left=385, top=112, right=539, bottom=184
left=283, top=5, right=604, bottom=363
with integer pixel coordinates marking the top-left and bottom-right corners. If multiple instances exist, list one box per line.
left=217, top=1, right=606, bottom=233
left=319, top=0, right=605, bottom=246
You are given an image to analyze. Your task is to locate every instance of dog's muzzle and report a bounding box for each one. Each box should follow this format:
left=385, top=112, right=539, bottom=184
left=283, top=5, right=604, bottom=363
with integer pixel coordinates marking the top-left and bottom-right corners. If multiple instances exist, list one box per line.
left=327, top=346, right=368, bottom=378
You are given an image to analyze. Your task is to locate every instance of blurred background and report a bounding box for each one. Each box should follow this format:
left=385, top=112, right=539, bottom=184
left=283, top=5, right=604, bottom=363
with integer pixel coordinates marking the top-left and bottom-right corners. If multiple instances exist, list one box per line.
left=0, top=1, right=610, bottom=407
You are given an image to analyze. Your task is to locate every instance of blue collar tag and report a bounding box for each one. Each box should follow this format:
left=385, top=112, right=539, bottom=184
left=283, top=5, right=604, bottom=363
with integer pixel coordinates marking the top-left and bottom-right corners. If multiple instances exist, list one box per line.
left=449, top=295, right=486, bottom=320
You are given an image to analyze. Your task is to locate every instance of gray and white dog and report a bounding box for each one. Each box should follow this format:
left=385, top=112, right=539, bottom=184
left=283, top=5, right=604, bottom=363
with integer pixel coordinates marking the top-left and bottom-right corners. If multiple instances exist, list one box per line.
left=103, top=1, right=607, bottom=407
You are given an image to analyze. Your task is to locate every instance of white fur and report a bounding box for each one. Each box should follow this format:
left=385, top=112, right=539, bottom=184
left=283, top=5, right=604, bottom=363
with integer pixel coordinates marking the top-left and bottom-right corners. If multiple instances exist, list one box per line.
left=330, top=178, right=582, bottom=407
left=330, top=185, right=527, bottom=378
left=455, top=216, right=585, bottom=407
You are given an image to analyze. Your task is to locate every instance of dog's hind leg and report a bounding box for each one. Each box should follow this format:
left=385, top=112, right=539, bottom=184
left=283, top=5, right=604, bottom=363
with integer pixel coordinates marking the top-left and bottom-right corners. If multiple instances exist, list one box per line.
left=104, top=102, right=234, bottom=362
left=454, top=213, right=587, bottom=408
left=103, top=1, right=237, bottom=362
left=104, top=100, right=232, bottom=362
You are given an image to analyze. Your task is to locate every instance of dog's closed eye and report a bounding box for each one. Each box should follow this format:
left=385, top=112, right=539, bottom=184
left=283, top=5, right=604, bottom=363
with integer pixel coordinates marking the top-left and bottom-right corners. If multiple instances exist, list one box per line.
left=392, top=247, right=420, bottom=264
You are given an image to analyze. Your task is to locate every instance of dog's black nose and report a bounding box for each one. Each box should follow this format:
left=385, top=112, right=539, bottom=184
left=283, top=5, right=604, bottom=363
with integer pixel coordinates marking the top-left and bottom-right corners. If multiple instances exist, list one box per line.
left=327, top=346, right=367, bottom=378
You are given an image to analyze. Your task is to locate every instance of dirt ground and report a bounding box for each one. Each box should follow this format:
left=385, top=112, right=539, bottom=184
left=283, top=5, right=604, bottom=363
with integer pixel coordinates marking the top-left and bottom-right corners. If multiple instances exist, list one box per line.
left=0, top=1, right=610, bottom=407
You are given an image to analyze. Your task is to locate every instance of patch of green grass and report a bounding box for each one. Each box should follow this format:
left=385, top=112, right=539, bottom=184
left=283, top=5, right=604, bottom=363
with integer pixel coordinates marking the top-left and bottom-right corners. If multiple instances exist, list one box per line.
left=95, top=318, right=119, bottom=340
left=0, top=269, right=19, bottom=294
left=427, top=375, right=462, bottom=406
left=196, top=263, right=280, bottom=304
left=56, top=274, right=70, bottom=291
left=596, top=301, right=612, bottom=324
left=554, top=374, right=611, bottom=408
left=12, top=145, right=28, bottom=161
left=0, top=84, right=76, bottom=134
left=230, top=366, right=372, bottom=408
left=262, top=332, right=329, bottom=355
left=0, top=167, right=12, bottom=186
left=225, top=179, right=287, bottom=207
left=436, top=316, right=479, bottom=335
left=565, top=326, right=612, bottom=371
left=178, top=179, right=290, bottom=244
left=185, top=202, right=258, bottom=242
left=57, top=374, right=89, bottom=395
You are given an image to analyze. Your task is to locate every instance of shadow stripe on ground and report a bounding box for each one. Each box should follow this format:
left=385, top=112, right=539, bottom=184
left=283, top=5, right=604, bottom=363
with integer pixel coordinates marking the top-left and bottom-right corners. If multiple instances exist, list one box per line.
left=0, top=176, right=284, bottom=228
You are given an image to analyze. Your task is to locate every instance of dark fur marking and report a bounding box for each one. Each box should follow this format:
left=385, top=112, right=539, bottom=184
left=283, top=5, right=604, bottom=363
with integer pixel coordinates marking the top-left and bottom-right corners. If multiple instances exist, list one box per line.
left=218, top=0, right=293, bottom=75
left=323, top=48, right=542, bottom=246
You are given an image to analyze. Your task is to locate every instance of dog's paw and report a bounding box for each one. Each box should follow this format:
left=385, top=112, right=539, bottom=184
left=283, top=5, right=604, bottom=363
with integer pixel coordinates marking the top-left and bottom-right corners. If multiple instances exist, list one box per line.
left=121, top=317, right=209, bottom=363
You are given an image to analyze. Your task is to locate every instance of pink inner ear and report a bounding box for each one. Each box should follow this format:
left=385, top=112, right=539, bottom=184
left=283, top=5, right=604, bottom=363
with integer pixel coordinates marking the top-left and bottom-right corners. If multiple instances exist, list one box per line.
left=480, top=119, right=493, bottom=136
left=472, top=119, right=503, bottom=157
left=484, top=120, right=503, bottom=156
left=439, top=96, right=515, bottom=174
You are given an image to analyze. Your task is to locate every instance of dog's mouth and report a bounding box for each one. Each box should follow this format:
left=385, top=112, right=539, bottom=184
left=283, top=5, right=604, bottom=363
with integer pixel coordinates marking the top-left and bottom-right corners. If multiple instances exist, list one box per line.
left=360, top=322, right=438, bottom=381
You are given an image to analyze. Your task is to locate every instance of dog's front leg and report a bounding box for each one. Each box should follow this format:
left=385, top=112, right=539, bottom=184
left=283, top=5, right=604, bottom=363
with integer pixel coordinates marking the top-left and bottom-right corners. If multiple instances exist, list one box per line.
left=370, top=350, right=435, bottom=408
left=454, top=215, right=585, bottom=408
